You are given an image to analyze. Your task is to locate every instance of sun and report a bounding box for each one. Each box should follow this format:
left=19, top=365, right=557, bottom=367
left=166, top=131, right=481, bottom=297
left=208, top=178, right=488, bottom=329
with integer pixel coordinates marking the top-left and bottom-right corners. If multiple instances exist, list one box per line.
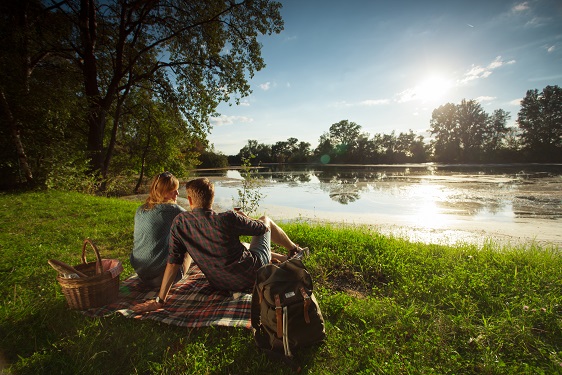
left=414, top=75, right=452, bottom=103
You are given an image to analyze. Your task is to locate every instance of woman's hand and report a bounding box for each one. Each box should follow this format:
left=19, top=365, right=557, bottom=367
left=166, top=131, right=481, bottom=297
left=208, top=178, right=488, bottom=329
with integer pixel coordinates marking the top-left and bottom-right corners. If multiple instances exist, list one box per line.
left=131, top=299, right=163, bottom=313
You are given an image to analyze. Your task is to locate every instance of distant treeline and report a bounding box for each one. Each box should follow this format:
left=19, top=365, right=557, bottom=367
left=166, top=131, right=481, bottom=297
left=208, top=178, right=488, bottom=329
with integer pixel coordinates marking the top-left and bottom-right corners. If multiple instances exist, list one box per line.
left=219, top=85, right=561, bottom=167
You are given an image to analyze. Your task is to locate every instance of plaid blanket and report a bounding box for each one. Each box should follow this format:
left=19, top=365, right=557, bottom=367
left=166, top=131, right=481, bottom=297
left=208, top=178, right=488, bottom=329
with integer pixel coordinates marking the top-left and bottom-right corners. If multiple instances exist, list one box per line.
left=82, top=264, right=252, bottom=329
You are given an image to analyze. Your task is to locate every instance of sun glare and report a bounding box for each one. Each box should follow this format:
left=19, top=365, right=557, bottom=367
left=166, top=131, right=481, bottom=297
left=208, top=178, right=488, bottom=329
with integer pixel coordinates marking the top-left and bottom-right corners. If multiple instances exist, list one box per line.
left=414, top=75, right=452, bottom=103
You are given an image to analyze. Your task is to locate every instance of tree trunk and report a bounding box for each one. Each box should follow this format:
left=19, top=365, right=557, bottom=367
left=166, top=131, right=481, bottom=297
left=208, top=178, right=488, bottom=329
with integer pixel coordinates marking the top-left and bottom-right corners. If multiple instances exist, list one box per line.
left=134, top=123, right=153, bottom=194
left=80, top=0, right=106, bottom=175
left=0, top=89, right=34, bottom=184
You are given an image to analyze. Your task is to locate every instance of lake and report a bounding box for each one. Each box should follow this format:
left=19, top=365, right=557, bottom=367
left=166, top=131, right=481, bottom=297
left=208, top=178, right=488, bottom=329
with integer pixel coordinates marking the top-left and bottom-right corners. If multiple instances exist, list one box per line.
left=193, top=163, right=562, bottom=248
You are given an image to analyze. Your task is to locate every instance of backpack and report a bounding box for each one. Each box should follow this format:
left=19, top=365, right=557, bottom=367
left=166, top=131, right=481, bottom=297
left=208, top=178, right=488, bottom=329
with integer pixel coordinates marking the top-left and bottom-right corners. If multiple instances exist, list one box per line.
left=251, top=258, right=326, bottom=369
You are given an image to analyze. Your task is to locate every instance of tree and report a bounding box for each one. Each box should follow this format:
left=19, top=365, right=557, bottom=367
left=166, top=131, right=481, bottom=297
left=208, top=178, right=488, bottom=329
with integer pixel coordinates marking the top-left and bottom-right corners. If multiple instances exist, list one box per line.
left=517, top=85, right=562, bottom=161
left=0, top=0, right=79, bottom=184
left=353, top=133, right=372, bottom=164
left=430, top=100, right=496, bottom=162
left=380, top=131, right=397, bottom=163
left=197, top=145, right=229, bottom=170
left=456, top=99, right=489, bottom=162
left=394, top=130, right=427, bottom=163
left=239, top=139, right=271, bottom=163
left=329, top=120, right=361, bottom=162
left=291, top=141, right=312, bottom=163
left=313, top=132, right=334, bottom=163
left=49, top=0, right=283, bottom=183
left=484, top=109, right=511, bottom=160
left=271, top=140, right=291, bottom=163
left=313, top=120, right=362, bottom=163
left=430, top=103, right=460, bottom=162
left=110, top=88, right=201, bottom=193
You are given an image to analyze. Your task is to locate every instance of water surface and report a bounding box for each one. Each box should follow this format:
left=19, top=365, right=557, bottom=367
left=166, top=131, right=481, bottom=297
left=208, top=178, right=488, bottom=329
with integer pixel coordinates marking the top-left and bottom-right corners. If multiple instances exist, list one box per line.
left=194, top=163, right=562, bottom=247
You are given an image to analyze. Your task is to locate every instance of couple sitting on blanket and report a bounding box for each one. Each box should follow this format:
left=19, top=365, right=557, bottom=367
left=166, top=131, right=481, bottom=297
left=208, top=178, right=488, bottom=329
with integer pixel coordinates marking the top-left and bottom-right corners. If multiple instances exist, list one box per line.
left=131, top=172, right=307, bottom=313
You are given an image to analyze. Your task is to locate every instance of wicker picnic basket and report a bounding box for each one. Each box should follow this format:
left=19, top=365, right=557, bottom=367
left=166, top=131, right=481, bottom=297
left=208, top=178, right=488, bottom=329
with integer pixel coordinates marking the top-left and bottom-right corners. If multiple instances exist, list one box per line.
left=56, top=238, right=123, bottom=310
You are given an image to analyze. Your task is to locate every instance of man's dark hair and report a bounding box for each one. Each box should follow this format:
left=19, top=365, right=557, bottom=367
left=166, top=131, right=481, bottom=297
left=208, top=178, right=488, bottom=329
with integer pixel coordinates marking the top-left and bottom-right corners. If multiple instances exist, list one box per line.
left=185, top=178, right=214, bottom=208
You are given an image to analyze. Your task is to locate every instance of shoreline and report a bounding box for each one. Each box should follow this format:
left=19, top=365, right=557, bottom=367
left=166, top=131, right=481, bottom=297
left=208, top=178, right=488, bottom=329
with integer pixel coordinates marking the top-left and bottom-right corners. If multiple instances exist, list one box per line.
left=122, top=194, right=561, bottom=249
left=252, top=203, right=562, bottom=249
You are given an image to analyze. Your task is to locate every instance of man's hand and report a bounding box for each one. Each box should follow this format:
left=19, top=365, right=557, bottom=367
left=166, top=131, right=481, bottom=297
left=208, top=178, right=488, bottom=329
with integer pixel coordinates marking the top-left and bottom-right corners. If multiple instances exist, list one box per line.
left=131, top=299, right=163, bottom=314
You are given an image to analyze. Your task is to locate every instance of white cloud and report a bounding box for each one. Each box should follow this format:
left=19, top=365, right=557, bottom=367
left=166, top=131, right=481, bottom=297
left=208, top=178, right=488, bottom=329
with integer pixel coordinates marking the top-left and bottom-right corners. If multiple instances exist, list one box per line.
left=461, top=66, right=492, bottom=83
left=512, top=2, right=529, bottom=12
left=525, top=16, right=547, bottom=28
left=259, top=82, right=271, bottom=91
left=488, top=57, right=504, bottom=69
left=395, top=88, right=417, bottom=103
left=359, top=99, right=390, bottom=106
left=333, top=99, right=389, bottom=107
left=476, top=96, right=496, bottom=103
left=459, top=56, right=515, bottom=85
left=509, top=98, right=522, bottom=106
left=546, top=45, right=556, bottom=53
left=209, top=115, right=254, bottom=127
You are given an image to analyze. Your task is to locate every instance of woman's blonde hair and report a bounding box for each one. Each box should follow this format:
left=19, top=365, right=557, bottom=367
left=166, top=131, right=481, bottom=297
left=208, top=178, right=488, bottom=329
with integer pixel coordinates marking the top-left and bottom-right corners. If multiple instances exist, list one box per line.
left=143, top=172, right=180, bottom=210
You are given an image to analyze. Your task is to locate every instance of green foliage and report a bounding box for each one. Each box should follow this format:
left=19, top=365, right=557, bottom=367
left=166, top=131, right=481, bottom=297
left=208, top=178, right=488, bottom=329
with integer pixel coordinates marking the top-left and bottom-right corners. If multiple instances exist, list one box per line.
left=109, top=93, right=201, bottom=192
left=234, top=155, right=265, bottom=215
left=198, top=149, right=229, bottom=169
left=0, top=0, right=284, bottom=188
left=45, top=152, right=100, bottom=194
left=1, top=192, right=561, bottom=374
left=517, top=85, right=562, bottom=161
left=0, top=0, right=85, bottom=185
left=429, top=99, right=514, bottom=163
left=59, top=0, right=283, bottom=178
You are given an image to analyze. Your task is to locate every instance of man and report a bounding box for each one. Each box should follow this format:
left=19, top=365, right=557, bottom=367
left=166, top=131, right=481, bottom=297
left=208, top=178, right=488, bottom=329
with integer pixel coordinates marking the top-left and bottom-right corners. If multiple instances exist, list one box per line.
left=132, top=177, right=307, bottom=313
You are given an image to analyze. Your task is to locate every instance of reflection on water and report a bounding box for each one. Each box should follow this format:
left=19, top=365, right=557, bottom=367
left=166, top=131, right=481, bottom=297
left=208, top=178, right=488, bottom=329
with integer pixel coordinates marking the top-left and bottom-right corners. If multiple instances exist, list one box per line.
left=195, top=164, right=562, bottom=224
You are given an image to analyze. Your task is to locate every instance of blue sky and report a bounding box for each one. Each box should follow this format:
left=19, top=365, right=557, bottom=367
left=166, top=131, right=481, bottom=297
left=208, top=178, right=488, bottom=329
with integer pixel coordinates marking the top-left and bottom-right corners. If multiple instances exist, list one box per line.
left=208, top=0, right=562, bottom=155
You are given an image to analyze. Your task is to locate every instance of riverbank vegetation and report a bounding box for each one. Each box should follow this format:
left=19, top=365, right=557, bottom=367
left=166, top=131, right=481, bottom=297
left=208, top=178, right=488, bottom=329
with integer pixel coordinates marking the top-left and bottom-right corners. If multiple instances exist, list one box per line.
left=1, top=191, right=560, bottom=374
left=1, top=2, right=561, bottom=194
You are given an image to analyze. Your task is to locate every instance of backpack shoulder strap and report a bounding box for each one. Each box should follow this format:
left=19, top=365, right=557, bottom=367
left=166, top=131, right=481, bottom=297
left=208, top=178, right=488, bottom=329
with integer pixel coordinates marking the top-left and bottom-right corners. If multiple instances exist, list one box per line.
left=274, top=294, right=283, bottom=338
left=250, top=282, right=261, bottom=331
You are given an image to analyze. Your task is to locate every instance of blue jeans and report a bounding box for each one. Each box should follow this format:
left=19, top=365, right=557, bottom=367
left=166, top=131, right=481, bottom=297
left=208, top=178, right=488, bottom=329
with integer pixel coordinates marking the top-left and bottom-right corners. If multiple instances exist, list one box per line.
left=248, top=231, right=271, bottom=267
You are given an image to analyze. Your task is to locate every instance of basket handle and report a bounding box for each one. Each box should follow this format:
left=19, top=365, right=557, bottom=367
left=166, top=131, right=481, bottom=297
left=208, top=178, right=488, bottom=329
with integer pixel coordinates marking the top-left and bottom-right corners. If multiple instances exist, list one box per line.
left=81, top=238, right=103, bottom=275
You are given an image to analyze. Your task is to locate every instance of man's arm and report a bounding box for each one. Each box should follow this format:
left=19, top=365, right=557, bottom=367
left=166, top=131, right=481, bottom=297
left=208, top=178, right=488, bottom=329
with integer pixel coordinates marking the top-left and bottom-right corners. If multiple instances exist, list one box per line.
left=131, top=262, right=181, bottom=313
left=234, top=210, right=271, bottom=236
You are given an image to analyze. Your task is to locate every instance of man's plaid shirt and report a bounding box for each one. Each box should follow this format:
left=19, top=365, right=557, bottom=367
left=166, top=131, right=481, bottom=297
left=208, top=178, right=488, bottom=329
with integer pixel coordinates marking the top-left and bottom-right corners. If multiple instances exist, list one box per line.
left=168, top=208, right=268, bottom=291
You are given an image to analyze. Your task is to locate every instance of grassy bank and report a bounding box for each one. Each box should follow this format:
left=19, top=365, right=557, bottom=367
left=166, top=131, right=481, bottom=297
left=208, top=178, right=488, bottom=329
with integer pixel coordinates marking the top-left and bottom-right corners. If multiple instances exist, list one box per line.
left=0, top=191, right=561, bottom=374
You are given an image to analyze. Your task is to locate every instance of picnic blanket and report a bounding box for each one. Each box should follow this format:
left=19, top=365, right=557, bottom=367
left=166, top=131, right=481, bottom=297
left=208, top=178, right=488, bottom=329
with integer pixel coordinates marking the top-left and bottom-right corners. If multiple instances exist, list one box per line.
left=82, top=264, right=252, bottom=329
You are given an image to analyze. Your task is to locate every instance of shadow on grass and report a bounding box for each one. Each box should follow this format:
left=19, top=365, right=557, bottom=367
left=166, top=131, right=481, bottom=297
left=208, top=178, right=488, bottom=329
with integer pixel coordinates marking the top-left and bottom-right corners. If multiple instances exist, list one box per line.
left=3, top=296, right=324, bottom=374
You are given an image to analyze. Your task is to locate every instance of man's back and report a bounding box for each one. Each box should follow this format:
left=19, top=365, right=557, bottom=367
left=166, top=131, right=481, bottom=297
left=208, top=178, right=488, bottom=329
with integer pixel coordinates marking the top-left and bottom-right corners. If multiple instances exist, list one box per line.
left=168, top=208, right=268, bottom=291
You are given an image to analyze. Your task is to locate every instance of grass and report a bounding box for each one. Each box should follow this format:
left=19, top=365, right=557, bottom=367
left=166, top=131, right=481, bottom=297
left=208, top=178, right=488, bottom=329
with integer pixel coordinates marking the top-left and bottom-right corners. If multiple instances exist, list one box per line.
left=1, top=190, right=561, bottom=374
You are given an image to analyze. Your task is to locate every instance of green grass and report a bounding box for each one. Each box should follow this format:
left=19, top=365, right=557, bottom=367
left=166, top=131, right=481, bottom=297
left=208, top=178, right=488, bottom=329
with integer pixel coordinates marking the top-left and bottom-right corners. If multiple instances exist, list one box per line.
left=1, top=190, right=561, bottom=374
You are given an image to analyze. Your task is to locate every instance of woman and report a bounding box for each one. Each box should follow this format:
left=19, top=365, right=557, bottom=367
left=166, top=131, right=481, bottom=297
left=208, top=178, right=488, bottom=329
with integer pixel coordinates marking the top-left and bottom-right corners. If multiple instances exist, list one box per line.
left=131, top=171, right=186, bottom=287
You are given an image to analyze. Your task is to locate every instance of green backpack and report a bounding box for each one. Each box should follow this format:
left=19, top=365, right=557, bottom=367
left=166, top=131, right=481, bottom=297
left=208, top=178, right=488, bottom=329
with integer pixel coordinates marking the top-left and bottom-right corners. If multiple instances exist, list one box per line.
left=251, top=258, right=326, bottom=368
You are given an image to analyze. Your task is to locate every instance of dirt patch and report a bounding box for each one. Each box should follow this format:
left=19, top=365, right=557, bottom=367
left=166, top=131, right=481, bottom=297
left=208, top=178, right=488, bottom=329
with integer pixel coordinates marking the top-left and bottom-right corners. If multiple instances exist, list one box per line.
left=320, top=266, right=390, bottom=298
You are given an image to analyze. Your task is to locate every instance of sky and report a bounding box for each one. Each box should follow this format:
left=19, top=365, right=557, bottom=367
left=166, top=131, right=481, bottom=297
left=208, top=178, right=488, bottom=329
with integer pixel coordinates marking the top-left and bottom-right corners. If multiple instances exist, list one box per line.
left=208, top=0, right=562, bottom=156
